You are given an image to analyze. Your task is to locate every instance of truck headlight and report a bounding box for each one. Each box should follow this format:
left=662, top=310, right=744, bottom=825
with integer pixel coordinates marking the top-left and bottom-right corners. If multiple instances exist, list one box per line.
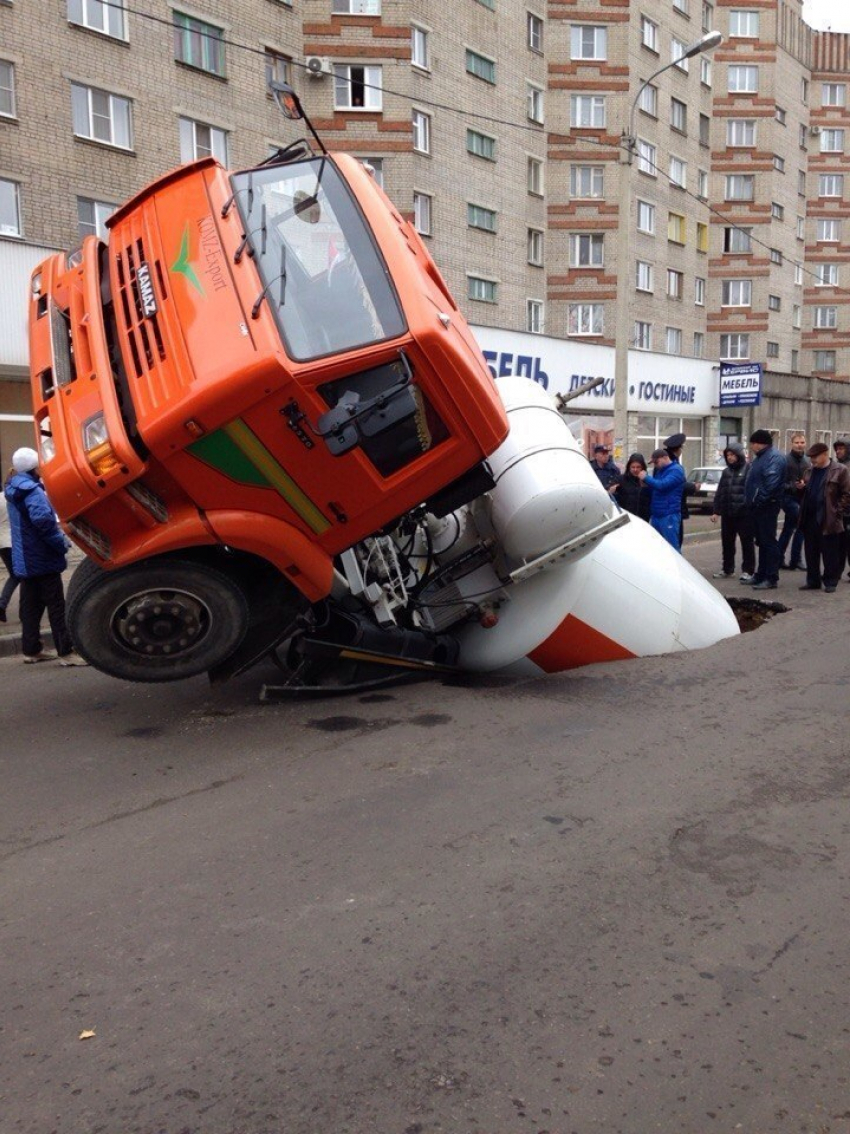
left=82, top=413, right=120, bottom=476
left=39, top=419, right=56, bottom=465
left=66, top=247, right=84, bottom=269
left=31, top=272, right=43, bottom=297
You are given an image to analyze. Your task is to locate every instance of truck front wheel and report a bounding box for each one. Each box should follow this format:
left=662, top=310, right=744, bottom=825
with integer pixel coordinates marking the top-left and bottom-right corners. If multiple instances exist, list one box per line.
left=66, top=557, right=249, bottom=683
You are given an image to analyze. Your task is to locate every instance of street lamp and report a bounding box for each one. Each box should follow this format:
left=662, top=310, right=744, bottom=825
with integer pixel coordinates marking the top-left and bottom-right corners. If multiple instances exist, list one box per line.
left=611, top=30, right=722, bottom=462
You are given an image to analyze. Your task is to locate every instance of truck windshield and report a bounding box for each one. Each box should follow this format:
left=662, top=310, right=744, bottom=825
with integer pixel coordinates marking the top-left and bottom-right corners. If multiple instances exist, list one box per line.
left=231, top=157, right=406, bottom=362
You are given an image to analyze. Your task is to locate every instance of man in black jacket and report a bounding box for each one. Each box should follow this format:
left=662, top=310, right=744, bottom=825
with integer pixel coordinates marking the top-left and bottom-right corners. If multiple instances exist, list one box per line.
left=778, top=432, right=809, bottom=571
left=590, top=444, right=621, bottom=490
left=710, top=443, right=755, bottom=580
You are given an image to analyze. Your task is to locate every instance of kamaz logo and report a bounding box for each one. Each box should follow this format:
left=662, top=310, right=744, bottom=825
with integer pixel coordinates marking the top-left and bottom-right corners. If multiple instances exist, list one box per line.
left=136, top=262, right=158, bottom=318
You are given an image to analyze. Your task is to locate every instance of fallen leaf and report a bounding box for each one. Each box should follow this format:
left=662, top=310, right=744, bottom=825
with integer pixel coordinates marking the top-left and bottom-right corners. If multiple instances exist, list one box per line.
left=78, top=1029, right=96, bottom=1041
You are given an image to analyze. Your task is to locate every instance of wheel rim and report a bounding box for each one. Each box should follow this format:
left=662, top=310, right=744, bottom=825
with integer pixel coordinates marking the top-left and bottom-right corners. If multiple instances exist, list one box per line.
left=110, top=588, right=212, bottom=660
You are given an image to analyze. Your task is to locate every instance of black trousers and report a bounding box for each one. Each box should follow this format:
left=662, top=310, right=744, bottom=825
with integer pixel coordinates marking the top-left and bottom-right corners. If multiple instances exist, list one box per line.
left=0, top=546, right=20, bottom=610
left=720, top=514, right=755, bottom=575
left=751, top=502, right=782, bottom=584
left=19, top=572, right=73, bottom=657
left=803, top=521, right=844, bottom=588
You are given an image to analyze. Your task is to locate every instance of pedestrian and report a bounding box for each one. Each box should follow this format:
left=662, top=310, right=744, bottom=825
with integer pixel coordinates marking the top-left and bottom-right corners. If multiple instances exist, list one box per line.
left=590, top=443, right=621, bottom=491
left=778, top=431, right=810, bottom=572
left=797, top=441, right=850, bottom=593
left=742, top=429, right=787, bottom=590
left=832, top=438, right=850, bottom=578
left=0, top=488, right=21, bottom=622
left=710, top=443, right=756, bottom=581
left=638, top=447, right=686, bottom=551
left=610, top=453, right=651, bottom=520
left=663, top=432, right=695, bottom=547
left=4, top=448, right=87, bottom=665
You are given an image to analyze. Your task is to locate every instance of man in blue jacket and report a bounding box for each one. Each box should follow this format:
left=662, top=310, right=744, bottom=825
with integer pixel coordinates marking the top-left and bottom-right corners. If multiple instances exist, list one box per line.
left=743, top=429, right=787, bottom=590
left=638, top=447, right=686, bottom=551
left=4, top=447, right=86, bottom=664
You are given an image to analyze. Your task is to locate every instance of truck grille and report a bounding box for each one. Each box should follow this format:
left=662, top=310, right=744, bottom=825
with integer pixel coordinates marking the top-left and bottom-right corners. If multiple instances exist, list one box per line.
left=115, top=238, right=167, bottom=379
left=68, top=518, right=112, bottom=561
left=126, top=481, right=169, bottom=523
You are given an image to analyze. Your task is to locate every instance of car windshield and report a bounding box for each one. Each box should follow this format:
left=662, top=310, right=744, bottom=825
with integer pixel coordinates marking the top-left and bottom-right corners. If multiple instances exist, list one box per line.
left=693, top=468, right=722, bottom=484
left=230, top=157, right=406, bottom=361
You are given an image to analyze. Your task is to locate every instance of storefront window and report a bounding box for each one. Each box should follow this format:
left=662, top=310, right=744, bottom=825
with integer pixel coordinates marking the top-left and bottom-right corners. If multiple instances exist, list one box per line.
left=635, top=416, right=703, bottom=471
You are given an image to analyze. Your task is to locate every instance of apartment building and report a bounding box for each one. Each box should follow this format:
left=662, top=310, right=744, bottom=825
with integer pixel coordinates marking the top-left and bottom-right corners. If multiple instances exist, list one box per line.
left=1, top=0, right=849, bottom=467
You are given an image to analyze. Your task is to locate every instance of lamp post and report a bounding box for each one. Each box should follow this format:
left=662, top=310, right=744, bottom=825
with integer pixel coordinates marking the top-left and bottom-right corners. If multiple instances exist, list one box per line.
left=611, top=30, right=722, bottom=463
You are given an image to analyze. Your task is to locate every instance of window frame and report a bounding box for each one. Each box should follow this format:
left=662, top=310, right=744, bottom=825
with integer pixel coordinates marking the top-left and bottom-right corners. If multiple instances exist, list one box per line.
left=173, top=10, right=225, bottom=77
left=728, top=64, right=758, bottom=93
left=333, top=63, right=383, bottom=111
left=467, top=129, right=496, bottom=161
left=468, top=274, right=498, bottom=303
left=67, top=0, right=127, bottom=41
left=526, top=298, right=544, bottom=334
left=0, top=176, right=22, bottom=237
left=411, top=24, right=429, bottom=71
left=467, top=201, right=497, bottom=233
left=0, top=58, right=15, bottom=118
left=568, top=302, right=604, bottom=337
left=71, top=82, right=133, bottom=150
left=466, top=48, right=496, bottom=84
left=413, top=190, right=432, bottom=236
left=527, top=12, right=544, bottom=53
left=527, top=227, right=544, bottom=265
left=179, top=116, right=228, bottom=163
left=570, top=24, right=607, bottom=60
left=412, top=108, right=431, bottom=154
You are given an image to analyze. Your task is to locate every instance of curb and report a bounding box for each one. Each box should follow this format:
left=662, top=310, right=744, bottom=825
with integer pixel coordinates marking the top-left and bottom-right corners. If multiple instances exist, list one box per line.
left=0, top=630, right=54, bottom=659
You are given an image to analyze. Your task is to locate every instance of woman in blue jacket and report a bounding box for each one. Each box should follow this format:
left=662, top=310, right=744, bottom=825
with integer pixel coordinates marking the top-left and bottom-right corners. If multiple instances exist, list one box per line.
left=4, top=448, right=86, bottom=664
left=639, top=448, right=687, bottom=551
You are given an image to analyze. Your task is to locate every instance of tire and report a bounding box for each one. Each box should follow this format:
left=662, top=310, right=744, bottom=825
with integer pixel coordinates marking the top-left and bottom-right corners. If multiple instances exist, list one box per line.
left=66, top=556, right=250, bottom=683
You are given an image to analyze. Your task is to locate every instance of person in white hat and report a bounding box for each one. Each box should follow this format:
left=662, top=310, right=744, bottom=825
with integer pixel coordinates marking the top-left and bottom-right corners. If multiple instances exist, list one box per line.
left=0, top=483, right=20, bottom=622
left=3, top=448, right=87, bottom=665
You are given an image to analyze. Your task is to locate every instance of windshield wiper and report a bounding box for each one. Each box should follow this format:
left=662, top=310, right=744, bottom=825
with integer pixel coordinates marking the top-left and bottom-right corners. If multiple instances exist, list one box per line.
left=234, top=204, right=267, bottom=264
left=221, top=171, right=254, bottom=219
left=252, top=243, right=287, bottom=320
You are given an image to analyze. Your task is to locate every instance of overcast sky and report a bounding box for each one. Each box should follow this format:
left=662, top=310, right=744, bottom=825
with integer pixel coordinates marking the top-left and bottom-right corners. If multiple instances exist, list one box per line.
left=803, top=0, right=850, bottom=32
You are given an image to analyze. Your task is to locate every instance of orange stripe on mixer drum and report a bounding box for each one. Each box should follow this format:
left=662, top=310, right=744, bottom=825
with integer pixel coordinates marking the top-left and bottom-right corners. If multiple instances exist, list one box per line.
left=528, top=613, right=636, bottom=673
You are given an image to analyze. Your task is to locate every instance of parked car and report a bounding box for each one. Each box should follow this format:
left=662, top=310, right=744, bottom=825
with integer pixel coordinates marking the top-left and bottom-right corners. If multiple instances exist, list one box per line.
left=688, top=466, right=725, bottom=512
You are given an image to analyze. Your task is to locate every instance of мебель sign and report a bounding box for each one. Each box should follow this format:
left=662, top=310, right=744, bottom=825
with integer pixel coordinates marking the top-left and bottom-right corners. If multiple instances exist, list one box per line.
left=719, top=362, right=762, bottom=407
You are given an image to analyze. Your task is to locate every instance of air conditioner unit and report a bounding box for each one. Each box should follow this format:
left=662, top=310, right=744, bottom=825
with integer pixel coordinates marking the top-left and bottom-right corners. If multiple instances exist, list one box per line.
left=809, top=125, right=822, bottom=136
left=305, top=56, right=332, bottom=79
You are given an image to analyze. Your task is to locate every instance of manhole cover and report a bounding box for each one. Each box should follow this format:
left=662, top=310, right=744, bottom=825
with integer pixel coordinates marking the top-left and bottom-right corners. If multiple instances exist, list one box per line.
left=726, top=596, right=789, bottom=632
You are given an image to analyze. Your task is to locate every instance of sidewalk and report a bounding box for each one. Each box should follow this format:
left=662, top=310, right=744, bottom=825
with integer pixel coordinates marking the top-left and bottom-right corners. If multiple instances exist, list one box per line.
left=0, top=549, right=85, bottom=658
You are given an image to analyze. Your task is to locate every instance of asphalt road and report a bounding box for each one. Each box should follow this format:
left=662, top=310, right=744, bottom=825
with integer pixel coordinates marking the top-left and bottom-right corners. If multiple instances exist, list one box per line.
left=2, top=542, right=849, bottom=1134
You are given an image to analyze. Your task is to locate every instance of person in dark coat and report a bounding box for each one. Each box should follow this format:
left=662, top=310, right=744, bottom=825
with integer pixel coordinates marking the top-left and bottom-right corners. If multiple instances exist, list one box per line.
left=710, top=442, right=755, bottom=580
left=797, top=442, right=850, bottom=592
left=4, top=448, right=86, bottom=665
left=832, top=438, right=850, bottom=578
left=743, top=429, right=786, bottom=590
left=610, top=453, right=651, bottom=520
left=0, top=491, right=20, bottom=622
left=778, top=432, right=810, bottom=571
left=590, top=444, right=621, bottom=490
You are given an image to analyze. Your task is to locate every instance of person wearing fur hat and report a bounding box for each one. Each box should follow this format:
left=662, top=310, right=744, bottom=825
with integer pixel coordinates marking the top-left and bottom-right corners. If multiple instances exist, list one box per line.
left=610, top=453, right=651, bottom=520
left=798, top=442, right=850, bottom=592
left=3, top=448, right=87, bottom=665
left=742, top=429, right=786, bottom=589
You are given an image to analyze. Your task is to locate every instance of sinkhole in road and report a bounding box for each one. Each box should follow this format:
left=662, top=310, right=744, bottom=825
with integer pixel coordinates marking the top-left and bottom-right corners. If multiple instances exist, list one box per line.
left=726, top=595, right=790, bottom=632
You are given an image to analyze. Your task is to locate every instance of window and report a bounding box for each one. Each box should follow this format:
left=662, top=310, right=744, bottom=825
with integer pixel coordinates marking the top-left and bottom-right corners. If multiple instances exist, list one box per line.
left=475, top=0, right=495, bottom=7
left=801, top=77, right=809, bottom=104
left=821, top=129, right=845, bottom=153
left=332, top=0, right=381, bottom=12
left=634, top=321, right=652, bottom=350
left=527, top=157, right=543, bottom=195
left=792, top=305, right=801, bottom=328
left=570, top=233, right=604, bottom=267
left=571, top=95, right=606, bottom=128
left=693, top=331, right=704, bottom=358
left=729, top=10, right=759, bottom=36
left=819, top=174, right=844, bottom=197
left=795, top=263, right=804, bottom=285
left=697, top=169, right=708, bottom=199
left=528, top=12, right=544, bottom=52
left=527, top=84, right=544, bottom=123
left=818, top=219, right=840, bottom=242
left=527, top=299, right=544, bottom=334
left=699, top=113, right=710, bottom=146
left=798, top=169, right=807, bottom=195
left=0, top=59, right=15, bottom=117
left=179, top=117, right=227, bottom=163
left=722, top=279, right=752, bottom=306
left=68, top=0, right=126, bottom=40
left=668, top=212, right=685, bottom=243
left=771, top=201, right=784, bottom=219
left=724, top=226, right=752, bottom=252
left=667, top=269, right=683, bottom=299
left=468, top=202, right=496, bottom=232
left=673, top=0, right=689, bottom=13
left=773, top=155, right=785, bottom=172
left=823, top=83, right=847, bottom=107
left=727, top=119, right=756, bottom=146
left=796, top=215, right=805, bottom=239
left=468, top=275, right=497, bottom=303
left=173, top=11, right=224, bottom=76
left=728, top=65, right=758, bottom=93
left=799, top=123, right=808, bottom=149
left=720, top=333, right=750, bottom=359
left=701, top=56, right=712, bottom=86
left=528, top=228, right=544, bottom=265
left=334, top=64, right=383, bottom=110
left=636, top=199, right=655, bottom=234
left=695, top=277, right=705, bottom=305
left=696, top=222, right=708, bottom=252
left=776, top=106, right=787, bottom=124
left=814, top=351, right=836, bottom=373
left=666, top=327, right=682, bottom=355
left=814, top=306, right=837, bottom=329
left=670, top=97, right=687, bottom=132
left=466, top=49, right=496, bottom=83
left=0, top=177, right=21, bottom=236
left=816, top=263, right=838, bottom=286
left=71, top=83, right=132, bottom=149
left=265, top=49, right=290, bottom=90
left=725, top=174, right=754, bottom=200
left=467, top=129, right=496, bottom=161
left=412, top=109, right=431, bottom=153
left=671, top=39, right=689, bottom=72
left=791, top=350, right=799, bottom=371
left=411, top=25, right=429, bottom=70
left=637, top=138, right=657, bottom=175
left=769, top=248, right=782, bottom=265
left=571, top=25, right=606, bottom=59
left=669, top=156, right=687, bottom=188
left=641, top=17, right=658, bottom=52
left=766, top=342, right=779, bottom=358
left=768, top=294, right=781, bottom=311
left=638, top=83, right=658, bottom=116
left=570, top=165, right=604, bottom=198
left=569, top=303, right=603, bottom=336
left=702, top=2, right=714, bottom=33
left=77, top=197, right=114, bottom=239
left=361, top=157, right=384, bottom=187
left=636, top=260, right=654, bottom=292
left=413, top=191, right=431, bottom=236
